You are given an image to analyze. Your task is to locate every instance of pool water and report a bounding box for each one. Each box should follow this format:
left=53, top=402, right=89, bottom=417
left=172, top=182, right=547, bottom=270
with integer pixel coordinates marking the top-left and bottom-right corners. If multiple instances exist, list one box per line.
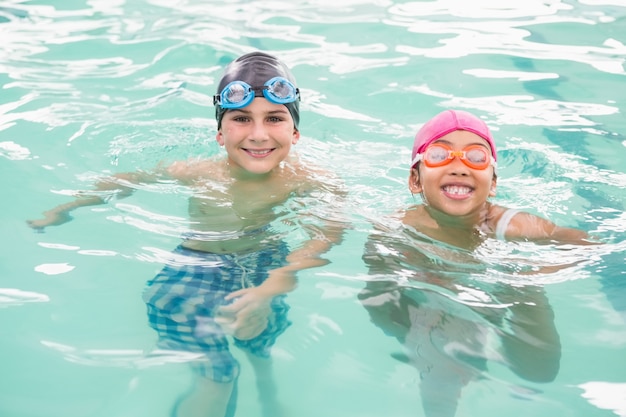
left=1, top=1, right=626, bottom=416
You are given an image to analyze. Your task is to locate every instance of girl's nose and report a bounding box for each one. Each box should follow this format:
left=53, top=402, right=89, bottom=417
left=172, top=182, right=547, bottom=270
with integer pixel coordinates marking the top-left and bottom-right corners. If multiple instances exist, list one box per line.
left=447, top=156, right=470, bottom=175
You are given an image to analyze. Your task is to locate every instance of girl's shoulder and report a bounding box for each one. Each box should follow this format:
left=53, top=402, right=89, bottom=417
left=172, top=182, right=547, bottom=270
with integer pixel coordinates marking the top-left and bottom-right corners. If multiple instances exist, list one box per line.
left=487, top=204, right=521, bottom=240
left=398, top=205, right=433, bottom=228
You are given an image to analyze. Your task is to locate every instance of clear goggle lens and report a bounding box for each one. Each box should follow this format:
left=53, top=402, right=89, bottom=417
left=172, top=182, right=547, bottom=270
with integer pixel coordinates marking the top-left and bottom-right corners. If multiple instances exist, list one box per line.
left=214, top=76, right=300, bottom=109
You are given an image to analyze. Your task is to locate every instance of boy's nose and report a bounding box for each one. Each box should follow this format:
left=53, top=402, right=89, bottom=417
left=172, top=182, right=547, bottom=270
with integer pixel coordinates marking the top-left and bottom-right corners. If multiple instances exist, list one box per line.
left=249, top=121, right=270, bottom=141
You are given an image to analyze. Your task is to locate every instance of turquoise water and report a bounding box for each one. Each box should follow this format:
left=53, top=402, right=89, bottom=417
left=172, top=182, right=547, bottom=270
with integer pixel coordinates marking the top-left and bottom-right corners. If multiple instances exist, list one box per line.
left=1, top=1, right=626, bottom=416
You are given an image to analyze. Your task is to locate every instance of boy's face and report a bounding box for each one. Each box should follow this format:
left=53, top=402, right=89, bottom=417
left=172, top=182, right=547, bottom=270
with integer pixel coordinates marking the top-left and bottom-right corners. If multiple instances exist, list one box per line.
left=216, top=98, right=300, bottom=175
left=409, top=130, right=497, bottom=218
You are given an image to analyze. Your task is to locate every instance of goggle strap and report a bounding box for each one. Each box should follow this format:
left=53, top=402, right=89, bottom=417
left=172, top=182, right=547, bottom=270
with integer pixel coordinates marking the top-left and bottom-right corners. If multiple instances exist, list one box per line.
left=411, top=154, right=423, bottom=168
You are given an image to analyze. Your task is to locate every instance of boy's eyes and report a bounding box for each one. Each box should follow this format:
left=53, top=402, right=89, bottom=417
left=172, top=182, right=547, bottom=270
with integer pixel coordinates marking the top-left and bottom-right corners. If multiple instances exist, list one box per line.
left=228, top=114, right=285, bottom=123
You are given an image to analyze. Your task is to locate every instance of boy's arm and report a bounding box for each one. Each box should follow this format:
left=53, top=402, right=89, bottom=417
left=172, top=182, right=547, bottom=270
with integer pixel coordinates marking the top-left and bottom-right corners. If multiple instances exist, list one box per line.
left=27, top=170, right=160, bottom=231
left=262, top=175, right=349, bottom=295
left=217, top=219, right=346, bottom=341
left=219, top=179, right=349, bottom=340
left=264, top=220, right=346, bottom=292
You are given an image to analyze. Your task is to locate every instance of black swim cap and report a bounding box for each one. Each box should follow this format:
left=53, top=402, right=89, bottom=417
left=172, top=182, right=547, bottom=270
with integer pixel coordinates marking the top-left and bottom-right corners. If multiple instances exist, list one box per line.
left=214, top=51, right=300, bottom=131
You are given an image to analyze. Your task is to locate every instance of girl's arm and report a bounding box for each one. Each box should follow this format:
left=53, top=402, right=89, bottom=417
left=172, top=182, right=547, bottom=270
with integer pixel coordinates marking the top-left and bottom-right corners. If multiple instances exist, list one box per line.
left=506, top=212, right=594, bottom=245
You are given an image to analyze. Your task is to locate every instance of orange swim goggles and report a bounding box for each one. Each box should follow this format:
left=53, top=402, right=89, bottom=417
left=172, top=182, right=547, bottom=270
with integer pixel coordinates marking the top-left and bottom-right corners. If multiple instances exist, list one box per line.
left=411, top=143, right=496, bottom=170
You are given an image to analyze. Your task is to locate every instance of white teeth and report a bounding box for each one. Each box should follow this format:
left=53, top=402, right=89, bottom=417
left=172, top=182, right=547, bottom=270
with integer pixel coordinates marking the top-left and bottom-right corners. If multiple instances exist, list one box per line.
left=247, top=149, right=271, bottom=155
left=443, top=185, right=472, bottom=195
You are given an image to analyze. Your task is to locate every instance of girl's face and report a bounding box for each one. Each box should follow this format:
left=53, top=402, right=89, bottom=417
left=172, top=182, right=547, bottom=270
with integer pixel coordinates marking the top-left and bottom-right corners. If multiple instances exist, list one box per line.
left=216, top=98, right=300, bottom=176
left=409, top=130, right=497, bottom=219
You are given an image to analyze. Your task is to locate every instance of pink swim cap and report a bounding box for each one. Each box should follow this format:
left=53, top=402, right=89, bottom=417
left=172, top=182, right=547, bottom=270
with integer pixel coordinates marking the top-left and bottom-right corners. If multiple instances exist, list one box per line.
left=411, top=109, right=497, bottom=167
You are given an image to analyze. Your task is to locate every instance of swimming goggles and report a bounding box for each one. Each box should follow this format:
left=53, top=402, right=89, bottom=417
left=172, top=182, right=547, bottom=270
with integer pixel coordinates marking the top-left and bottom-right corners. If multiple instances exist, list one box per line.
left=213, top=76, right=300, bottom=109
left=412, top=143, right=496, bottom=170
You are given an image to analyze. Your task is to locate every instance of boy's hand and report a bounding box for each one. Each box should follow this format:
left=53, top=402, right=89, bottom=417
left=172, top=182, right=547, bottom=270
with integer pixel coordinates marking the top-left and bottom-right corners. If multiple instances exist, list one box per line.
left=26, top=211, right=73, bottom=231
left=216, top=267, right=296, bottom=340
left=26, top=194, right=107, bottom=231
left=216, top=287, right=274, bottom=340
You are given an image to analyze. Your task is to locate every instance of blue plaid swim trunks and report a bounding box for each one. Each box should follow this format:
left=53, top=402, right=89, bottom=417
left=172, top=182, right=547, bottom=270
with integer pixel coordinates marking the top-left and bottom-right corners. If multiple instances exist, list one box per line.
left=142, top=243, right=291, bottom=383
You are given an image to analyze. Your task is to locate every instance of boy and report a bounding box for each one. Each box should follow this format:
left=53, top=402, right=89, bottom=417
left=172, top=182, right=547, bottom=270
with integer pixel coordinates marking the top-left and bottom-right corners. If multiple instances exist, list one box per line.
left=359, top=109, right=593, bottom=417
left=28, top=51, right=345, bottom=417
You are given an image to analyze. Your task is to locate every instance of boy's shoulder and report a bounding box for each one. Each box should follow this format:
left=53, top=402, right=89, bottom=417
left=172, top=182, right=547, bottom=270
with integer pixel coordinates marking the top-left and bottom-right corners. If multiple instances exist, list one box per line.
left=165, top=158, right=225, bottom=182
left=282, top=156, right=344, bottom=191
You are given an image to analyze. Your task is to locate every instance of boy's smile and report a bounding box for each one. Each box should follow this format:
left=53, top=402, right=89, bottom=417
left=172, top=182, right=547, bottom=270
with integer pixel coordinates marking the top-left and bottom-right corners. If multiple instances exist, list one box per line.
left=244, top=148, right=275, bottom=157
